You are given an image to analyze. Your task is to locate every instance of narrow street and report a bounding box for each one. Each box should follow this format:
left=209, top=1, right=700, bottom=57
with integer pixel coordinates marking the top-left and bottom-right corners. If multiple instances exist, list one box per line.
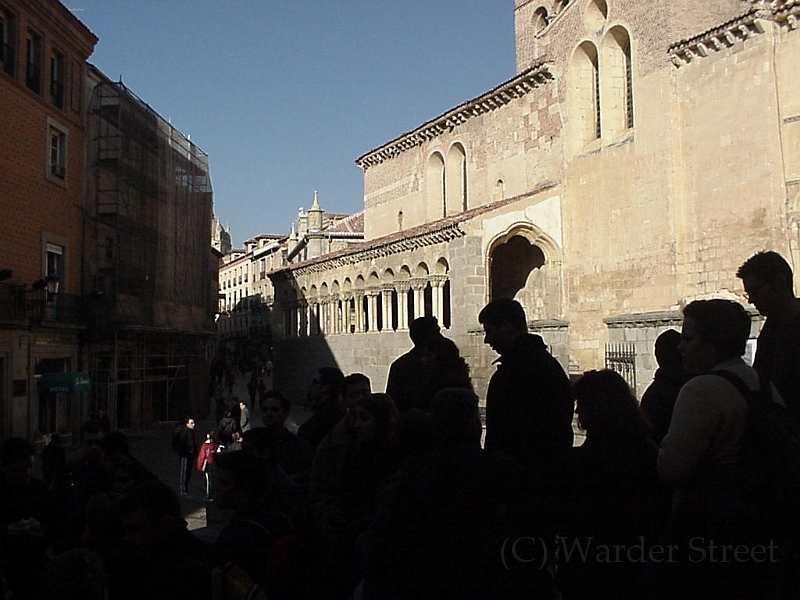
left=60, top=369, right=310, bottom=531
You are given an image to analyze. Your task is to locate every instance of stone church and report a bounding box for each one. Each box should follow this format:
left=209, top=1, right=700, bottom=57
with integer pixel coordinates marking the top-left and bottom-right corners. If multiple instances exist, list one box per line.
left=268, top=0, right=800, bottom=404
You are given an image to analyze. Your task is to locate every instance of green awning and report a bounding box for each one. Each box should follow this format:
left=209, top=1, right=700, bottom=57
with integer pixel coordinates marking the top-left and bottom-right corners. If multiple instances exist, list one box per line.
left=37, top=372, right=91, bottom=393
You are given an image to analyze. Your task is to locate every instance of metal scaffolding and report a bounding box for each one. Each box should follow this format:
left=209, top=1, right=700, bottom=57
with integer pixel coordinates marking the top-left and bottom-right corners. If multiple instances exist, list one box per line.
left=83, top=77, right=215, bottom=427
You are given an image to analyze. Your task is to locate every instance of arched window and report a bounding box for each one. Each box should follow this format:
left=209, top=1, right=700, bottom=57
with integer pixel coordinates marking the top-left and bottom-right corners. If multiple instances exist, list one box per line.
left=602, top=26, right=634, bottom=138
left=568, top=41, right=600, bottom=153
left=494, top=179, right=505, bottom=201
left=426, top=152, right=445, bottom=219
left=446, top=143, right=467, bottom=214
left=533, top=7, right=549, bottom=33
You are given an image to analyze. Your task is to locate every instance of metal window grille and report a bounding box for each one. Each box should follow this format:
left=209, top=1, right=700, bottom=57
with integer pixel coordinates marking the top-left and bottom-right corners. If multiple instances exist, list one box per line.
left=605, top=343, right=636, bottom=391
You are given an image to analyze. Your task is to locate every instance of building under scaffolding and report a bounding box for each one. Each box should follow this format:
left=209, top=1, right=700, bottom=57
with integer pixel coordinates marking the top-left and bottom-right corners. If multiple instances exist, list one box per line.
left=83, top=66, right=217, bottom=428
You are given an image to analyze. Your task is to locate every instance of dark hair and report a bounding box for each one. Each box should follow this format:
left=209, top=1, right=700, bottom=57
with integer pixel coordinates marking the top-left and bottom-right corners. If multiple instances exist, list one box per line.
left=478, top=298, right=527, bottom=331
left=429, top=387, right=482, bottom=445
left=119, top=480, right=181, bottom=520
left=342, top=373, right=370, bottom=394
left=318, top=366, right=345, bottom=392
left=736, top=251, right=794, bottom=291
left=99, top=431, right=129, bottom=456
left=683, top=299, right=751, bottom=359
left=654, top=329, right=682, bottom=367
left=356, top=393, right=399, bottom=444
left=183, top=415, right=194, bottom=425
left=261, top=389, right=290, bottom=411
left=422, top=336, right=474, bottom=395
left=1, top=437, right=33, bottom=467
left=409, top=316, right=441, bottom=345
left=572, top=370, right=649, bottom=440
left=214, top=449, right=270, bottom=498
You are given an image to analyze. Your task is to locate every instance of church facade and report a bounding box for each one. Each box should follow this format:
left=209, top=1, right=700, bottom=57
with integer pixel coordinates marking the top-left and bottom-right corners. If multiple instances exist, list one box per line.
left=269, top=0, right=800, bottom=403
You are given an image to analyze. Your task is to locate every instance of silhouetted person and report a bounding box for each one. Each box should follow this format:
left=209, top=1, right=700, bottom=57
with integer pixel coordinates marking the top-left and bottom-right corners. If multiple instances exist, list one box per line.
left=386, top=316, right=442, bottom=412
left=557, top=370, right=669, bottom=600
left=738, top=250, right=800, bottom=421
left=418, top=335, right=473, bottom=412
left=239, top=399, right=251, bottom=433
left=319, top=393, right=399, bottom=600
left=41, top=432, right=66, bottom=493
left=213, top=450, right=296, bottom=593
left=259, top=389, right=313, bottom=483
left=172, top=416, right=197, bottom=496
left=310, top=374, right=371, bottom=529
left=298, top=367, right=346, bottom=450
left=218, top=408, right=237, bottom=445
left=653, top=299, right=776, bottom=599
left=110, top=480, right=214, bottom=600
left=479, top=298, right=573, bottom=477
left=640, top=329, right=692, bottom=444
left=358, top=388, right=532, bottom=600
left=0, top=437, right=60, bottom=599
left=248, top=370, right=259, bottom=406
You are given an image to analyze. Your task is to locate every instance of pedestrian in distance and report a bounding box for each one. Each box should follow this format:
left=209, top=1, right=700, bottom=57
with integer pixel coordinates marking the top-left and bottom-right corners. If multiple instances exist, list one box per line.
left=172, top=416, right=197, bottom=496
left=196, top=431, right=218, bottom=500
left=239, top=399, right=251, bottom=433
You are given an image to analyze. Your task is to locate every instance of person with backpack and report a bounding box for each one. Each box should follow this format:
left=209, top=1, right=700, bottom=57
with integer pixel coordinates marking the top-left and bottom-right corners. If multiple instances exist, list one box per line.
left=173, top=416, right=197, bottom=496
left=653, top=299, right=783, bottom=599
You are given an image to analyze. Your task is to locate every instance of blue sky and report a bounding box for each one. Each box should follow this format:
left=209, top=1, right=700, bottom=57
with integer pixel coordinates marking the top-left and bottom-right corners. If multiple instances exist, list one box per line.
left=74, top=1, right=515, bottom=247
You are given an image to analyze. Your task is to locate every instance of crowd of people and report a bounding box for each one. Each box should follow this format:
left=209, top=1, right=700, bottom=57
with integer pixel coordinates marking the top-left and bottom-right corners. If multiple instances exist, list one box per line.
left=1, top=250, right=800, bottom=599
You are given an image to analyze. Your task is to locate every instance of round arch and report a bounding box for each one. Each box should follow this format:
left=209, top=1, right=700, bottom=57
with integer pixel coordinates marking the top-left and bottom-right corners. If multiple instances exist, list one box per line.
left=487, top=224, right=563, bottom=320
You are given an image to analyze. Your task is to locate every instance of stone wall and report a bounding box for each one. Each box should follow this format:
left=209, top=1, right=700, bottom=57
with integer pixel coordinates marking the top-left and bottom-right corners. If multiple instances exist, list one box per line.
left=271, top=1, right=800, bottom=405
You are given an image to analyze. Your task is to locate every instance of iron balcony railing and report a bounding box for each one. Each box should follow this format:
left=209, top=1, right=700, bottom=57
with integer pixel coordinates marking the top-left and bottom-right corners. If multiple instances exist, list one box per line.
left=0, top=283, right=84, bottom=323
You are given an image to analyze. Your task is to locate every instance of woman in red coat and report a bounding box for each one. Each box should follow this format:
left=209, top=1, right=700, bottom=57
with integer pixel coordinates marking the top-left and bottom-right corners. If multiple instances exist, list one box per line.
left=196, top=432, right=218, bottom=500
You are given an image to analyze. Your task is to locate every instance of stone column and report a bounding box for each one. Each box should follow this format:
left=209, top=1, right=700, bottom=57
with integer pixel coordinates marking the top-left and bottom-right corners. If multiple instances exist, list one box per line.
left=354, top=292, right=365, bottom=333
left=429, top=275, right=448, bottom=326
left=329, top=294, right=339, bottom=334
left=298, top=300, right=308, bottom=337
left=410, top=278, right=428, bottom=320
left=319, top=295, right=329, bottom=335
left=395, top=281, right=410, bottom=331
left=367, top=288, right=380, bottom=332
left=342, top=294, right=353, bottom=333
left=381, top=284, right=394, bottom=331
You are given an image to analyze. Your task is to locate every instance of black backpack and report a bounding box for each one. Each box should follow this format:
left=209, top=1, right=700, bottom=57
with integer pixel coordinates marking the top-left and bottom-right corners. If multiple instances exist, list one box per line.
left=712, top=370, right=800, bottom=528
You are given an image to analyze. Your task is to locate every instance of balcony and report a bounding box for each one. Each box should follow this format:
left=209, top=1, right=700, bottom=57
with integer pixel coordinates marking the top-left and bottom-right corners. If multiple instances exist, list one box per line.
left=0, top=284, right=81, bottom=322
left=24, top=289, right=84, bottom=323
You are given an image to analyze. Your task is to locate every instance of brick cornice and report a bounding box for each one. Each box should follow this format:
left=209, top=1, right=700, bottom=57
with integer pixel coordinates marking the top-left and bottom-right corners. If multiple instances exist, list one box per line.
left=288, top=223, right=467, bottom=278
left=355, top=61, right=554, bottom=170
left=668, top=4, right=800, bottom=67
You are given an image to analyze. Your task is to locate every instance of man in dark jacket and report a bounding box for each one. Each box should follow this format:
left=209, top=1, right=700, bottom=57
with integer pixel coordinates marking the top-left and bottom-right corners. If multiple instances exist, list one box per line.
left=479, top=298, right=573, bottom=477
left=737, top=250, right=800, bottom=421
left=297, top=367, right=346, bottom=450
left=173, top=416, right=197, bottom=496
left=385, top=316, right=442, bottom=412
